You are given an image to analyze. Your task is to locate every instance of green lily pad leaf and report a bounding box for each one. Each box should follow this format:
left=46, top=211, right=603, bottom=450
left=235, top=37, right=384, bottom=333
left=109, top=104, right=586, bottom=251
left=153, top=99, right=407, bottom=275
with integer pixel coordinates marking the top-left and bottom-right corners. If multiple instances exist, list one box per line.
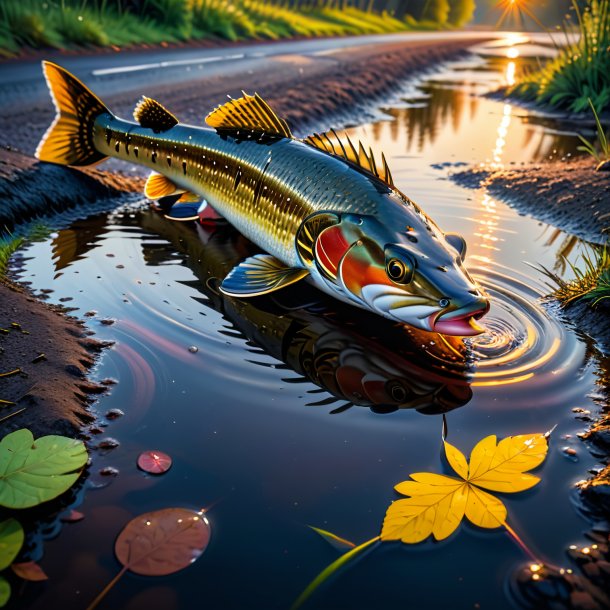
left=0, top=429, right=88, bottom=509
left=0, top=518, right=24, bottom=569
left=0, top=576, right=10, bottom=608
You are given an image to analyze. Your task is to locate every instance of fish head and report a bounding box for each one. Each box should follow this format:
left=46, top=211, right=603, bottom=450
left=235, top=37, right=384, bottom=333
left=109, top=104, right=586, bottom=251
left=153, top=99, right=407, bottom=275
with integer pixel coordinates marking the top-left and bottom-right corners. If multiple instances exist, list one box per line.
left=296, top=212, right=489, bottom=336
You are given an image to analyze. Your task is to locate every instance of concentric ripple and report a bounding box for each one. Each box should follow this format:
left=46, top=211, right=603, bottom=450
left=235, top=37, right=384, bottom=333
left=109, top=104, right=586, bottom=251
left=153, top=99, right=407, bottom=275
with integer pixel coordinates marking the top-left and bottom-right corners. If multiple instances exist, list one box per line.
left=466, top=264, right=585, bottom=401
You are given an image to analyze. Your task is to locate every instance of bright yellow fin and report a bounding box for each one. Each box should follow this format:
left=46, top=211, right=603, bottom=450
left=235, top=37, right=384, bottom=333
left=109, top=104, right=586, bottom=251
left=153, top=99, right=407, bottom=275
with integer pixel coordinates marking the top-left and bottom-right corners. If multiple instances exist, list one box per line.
left=36, top=61, right=110, bottom=167
left=177, top=192, right=200, bottom=203
left=304, top=130, right=394, bottom=189
left=205, top=92, right=293, bottom=139
left=145, top=173, right=180, bottom=199
left=133, top=96, right=178, bottom=132
left=144, top=172, right=199, bottom=203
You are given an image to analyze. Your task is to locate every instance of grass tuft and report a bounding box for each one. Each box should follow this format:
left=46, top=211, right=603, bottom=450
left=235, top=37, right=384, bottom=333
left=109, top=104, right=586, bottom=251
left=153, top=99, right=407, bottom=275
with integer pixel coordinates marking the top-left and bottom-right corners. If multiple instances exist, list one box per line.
left=577, top=98, right=610, bottom=167
left=544, top=246, right=610, bottom=307
left=509, top=0, right=610, bottom=114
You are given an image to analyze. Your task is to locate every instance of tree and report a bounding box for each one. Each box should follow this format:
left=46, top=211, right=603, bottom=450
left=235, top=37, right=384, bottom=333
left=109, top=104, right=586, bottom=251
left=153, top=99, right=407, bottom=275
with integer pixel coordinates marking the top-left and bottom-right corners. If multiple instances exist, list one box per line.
left=422, top=0, right=450, bottom=23
left=447, top=0, right=476, bottom=25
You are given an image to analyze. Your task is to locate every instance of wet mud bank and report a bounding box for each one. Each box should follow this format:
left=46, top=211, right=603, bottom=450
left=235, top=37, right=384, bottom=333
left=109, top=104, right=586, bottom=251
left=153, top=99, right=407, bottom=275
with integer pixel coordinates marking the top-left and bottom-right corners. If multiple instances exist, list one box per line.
left=0, top=280, right=110, bottom=437
left=0, top=148, right=143, bottom=437
left=451, top=157, right=610, bottom=246
left=0, top=148, right=143, bottom=231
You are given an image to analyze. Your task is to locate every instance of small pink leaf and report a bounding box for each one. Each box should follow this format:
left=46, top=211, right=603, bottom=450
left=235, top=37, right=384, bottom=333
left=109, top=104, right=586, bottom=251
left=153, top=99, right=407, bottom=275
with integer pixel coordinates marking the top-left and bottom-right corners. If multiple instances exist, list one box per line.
left=137, top=450, right=172, bottom=475
left=61, top=510, right=84, bottom=523
left=11, top=561, right=48, bottom=581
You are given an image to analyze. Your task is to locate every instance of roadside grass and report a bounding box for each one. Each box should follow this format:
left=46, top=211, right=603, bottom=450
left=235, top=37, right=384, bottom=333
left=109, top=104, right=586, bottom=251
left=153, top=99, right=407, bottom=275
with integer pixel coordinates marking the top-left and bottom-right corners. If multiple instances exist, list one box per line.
left=577, top=99, right=610, bottom=169
left=0, top=0, right=440, bottom=56
left=509, top=0, right=610, bottom=114
left=0, top=233, right=24, bottom=277
left=544, top=246, right=610, bottom=307
left=0, top=224, right=49, bottom=278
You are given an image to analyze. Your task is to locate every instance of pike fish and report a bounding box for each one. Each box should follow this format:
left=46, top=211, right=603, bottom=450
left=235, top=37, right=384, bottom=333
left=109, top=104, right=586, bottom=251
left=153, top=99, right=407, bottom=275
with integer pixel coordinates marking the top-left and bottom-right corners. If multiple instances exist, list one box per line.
left=37, top=61, right=489, bottom=335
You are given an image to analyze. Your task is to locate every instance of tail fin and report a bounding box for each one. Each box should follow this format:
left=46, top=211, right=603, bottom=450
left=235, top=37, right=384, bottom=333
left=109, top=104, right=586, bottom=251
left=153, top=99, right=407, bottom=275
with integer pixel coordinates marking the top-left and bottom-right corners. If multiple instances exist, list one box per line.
left=36, top=61, right=110, bottom=167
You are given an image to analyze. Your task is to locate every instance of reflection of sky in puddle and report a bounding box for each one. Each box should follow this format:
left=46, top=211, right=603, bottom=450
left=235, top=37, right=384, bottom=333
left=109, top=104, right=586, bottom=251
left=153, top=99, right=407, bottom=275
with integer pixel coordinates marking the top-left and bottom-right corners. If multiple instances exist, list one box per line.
left=13, top=35, right=606, bottom=610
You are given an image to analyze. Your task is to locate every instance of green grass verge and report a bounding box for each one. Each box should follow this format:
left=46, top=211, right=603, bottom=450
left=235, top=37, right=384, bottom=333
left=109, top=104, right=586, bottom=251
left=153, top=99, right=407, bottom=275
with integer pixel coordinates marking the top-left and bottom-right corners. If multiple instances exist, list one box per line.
left=0, top=224, right=49, bottom=277
left=509, top=0, right=610, bottom=114
left=0, top=0, right=445, bottom=57
left=546, top=246, right=610, bottom=307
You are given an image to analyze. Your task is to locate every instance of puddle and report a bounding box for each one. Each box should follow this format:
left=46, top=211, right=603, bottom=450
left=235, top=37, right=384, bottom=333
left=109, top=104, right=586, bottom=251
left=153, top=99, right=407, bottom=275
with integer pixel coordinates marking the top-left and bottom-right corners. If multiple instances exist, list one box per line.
left=11, top=35, right=607, bottom=610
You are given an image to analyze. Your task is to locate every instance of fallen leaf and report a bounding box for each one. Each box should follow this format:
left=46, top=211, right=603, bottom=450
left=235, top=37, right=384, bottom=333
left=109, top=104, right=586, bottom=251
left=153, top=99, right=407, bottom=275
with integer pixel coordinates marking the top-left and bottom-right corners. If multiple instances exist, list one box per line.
left=0, top=519, right=24, bottom=570
left=137, top=450, right=172, bottom=475
left=0, top=429, right=88, bottom=509
left=309, top=526, right=356, bottom=551
left=11, top=561, right=48, bottom=581
left=115, top=508, right=210, bottom=576
left=0, top=576, right=10, bottom=608
left=381, top=433, right=549, bottom=544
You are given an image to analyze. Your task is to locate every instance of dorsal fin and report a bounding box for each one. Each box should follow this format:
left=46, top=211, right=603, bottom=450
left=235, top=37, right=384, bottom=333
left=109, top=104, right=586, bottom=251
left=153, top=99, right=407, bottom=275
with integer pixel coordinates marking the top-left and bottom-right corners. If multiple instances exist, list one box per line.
left=205, top=92, right=293, bottom=139
left=134, top=96, right=178, bottom=132
left=304, top=130, right=394, bottom=188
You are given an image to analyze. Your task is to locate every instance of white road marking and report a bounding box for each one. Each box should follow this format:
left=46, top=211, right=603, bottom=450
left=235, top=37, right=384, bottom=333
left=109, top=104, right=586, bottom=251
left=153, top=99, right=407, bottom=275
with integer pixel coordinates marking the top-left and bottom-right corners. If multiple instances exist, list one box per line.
left=92, top=53, right=246, bottom=76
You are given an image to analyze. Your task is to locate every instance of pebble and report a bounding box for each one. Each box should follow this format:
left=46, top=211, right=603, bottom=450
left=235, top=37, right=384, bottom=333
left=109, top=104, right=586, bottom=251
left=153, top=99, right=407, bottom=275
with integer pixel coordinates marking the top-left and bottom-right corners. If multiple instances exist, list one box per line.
left=105, top=408, right=124, bottom=420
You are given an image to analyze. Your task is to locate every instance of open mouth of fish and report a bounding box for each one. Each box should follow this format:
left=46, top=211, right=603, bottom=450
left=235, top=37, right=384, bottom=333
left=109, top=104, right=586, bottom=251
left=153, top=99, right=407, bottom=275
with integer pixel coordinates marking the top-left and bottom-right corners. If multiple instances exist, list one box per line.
left=430, top=302, right=490, bottom=336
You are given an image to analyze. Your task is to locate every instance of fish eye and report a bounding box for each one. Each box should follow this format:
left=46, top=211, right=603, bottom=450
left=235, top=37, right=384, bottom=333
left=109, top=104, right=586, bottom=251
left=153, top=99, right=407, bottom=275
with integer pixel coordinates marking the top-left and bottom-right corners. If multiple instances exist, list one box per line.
left=439, top=298, right=450, bottom=308
left=386, top=258, right=414, bottom=284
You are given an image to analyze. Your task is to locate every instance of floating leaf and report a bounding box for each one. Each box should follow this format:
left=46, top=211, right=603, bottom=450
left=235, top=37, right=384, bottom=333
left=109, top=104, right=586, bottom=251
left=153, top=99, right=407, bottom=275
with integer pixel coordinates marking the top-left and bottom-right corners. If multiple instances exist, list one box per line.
left=0, top=429, right=88, bottom=509
left=308, top=526, right=355, bottom=551
left=87, top=508, right=211, bottom=610
left=381, top=434, right=549, bottom=544
left=0, top=519, right=24, bottom=570
left=293, top=432, right=550, bottom=610
left=137, top=451, right=172, bottom=475
left=116, top=508, right=210, bottom=576
left=0, top=576, right=10, bottom=608
left=11, top=561, right=48, bottom=581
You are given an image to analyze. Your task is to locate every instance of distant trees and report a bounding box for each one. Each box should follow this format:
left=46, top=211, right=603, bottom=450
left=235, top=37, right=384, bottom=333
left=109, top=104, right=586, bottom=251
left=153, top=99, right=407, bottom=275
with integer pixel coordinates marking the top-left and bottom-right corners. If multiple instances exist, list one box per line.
left=447, top=0, right=476, bottom=25
left=392, top=0, right=475, bottom=26
left=422, top=0, right=451, bottom=23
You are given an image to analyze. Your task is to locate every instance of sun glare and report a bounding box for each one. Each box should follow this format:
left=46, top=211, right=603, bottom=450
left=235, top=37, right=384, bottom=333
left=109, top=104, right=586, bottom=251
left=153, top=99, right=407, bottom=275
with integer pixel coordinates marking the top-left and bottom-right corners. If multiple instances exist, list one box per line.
left=495, top=0, right=544, bottom=30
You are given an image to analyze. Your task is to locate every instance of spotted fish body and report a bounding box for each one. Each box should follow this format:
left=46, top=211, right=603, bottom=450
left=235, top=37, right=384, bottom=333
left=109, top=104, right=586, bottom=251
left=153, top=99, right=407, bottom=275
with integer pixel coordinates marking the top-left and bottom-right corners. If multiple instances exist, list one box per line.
left=37, top=61, right=489, bottom=335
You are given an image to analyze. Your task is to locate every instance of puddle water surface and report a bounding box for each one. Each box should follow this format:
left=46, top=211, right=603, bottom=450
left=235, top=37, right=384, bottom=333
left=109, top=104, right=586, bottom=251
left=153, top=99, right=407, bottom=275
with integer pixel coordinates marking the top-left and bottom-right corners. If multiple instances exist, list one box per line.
left=12, top=36, right=607, bottom=610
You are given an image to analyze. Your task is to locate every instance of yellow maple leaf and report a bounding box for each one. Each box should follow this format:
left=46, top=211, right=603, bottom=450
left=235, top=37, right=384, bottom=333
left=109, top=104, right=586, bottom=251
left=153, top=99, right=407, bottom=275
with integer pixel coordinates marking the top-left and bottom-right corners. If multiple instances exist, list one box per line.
left=381, top=433, right=549, bottom=544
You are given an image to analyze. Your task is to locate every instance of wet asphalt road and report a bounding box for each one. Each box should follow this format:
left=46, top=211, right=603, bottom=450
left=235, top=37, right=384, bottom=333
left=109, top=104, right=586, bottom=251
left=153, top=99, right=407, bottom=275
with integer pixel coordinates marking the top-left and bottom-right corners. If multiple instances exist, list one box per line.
left=0, top=31, right=497, bottom=108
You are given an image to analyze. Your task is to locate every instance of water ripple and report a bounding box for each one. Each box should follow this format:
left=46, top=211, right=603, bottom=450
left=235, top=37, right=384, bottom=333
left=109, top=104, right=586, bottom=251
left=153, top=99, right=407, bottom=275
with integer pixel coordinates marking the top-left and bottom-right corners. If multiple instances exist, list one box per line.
left=467, top=266, right=584, bottom=397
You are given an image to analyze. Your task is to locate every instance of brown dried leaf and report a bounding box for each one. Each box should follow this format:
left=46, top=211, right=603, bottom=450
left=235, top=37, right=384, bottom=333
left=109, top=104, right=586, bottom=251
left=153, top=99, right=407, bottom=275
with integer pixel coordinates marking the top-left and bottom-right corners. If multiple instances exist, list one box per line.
left=115, top=508, right=210, bottom=576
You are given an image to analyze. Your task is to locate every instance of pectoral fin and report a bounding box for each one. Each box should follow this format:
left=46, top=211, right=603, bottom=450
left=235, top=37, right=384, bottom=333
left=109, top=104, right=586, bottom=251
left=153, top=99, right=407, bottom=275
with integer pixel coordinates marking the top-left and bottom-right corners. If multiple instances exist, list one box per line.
left=220, top=255, right=309, bottom=297
left=145, top=172, right=199, bottom=202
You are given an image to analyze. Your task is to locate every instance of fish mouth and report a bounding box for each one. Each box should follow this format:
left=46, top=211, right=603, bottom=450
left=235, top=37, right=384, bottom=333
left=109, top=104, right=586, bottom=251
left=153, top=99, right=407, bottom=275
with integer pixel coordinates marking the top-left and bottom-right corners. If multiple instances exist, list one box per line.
left=430, top=300, right=490, bottom=336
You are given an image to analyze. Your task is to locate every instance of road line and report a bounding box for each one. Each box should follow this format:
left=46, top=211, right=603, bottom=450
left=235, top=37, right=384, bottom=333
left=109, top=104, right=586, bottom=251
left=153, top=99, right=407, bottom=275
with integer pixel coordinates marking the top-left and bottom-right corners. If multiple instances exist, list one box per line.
left=92, top=53, right=246, bottom=76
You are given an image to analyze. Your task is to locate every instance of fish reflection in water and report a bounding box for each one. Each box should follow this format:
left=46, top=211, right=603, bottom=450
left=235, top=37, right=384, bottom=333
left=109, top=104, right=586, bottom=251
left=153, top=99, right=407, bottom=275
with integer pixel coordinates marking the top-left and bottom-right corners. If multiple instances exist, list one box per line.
left=50, top=212, right=473, bottom=416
